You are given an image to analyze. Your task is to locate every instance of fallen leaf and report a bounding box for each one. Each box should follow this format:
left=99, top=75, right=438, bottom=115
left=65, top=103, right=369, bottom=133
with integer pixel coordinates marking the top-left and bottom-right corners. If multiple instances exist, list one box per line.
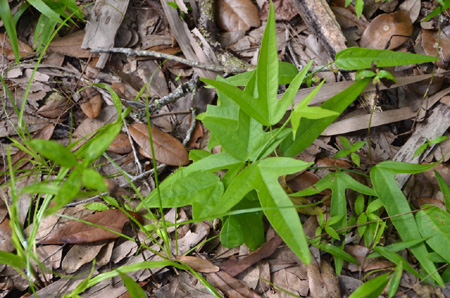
left=80, top=93, right=103, bottom=119
left=0, top=218, right=14, bottom=252
left=37, top=93, right=71, bottom=119
left=187, top=119, right=203, bottom=149
left=62, top=242, right=105, bottom=273
left=107, top=133, right=132, bottom=154
left=0, top=33, right=34, bottom=61
left=360, top=10, right=413, bottom=50
left=260, top=0, right=298, bottom=21
left=217, top=0, right=261, bottom=32
left=48, top=30, right=92, bottom=58
left=39, top=209, right=143, bottom=244
left=129, top=123, right=189, bottom=166
left=422, top=29, right=450, bottom=68
left=315, top=157, right=352, bottom=169
left=177, top=256, right=219, bottom=273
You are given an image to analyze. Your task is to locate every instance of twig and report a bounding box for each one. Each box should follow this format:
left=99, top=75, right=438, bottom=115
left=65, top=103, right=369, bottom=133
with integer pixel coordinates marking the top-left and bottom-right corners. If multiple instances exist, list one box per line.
left=183, top=108, right=198, bottom=146
left=91, top=47, right=254, bottom=74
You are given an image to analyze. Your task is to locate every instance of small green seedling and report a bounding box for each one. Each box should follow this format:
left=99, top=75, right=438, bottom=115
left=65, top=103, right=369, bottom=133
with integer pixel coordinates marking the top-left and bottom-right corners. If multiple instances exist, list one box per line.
left=334, top=136, right=367, bottom=167
left=413, top=136, right=448, bottom=158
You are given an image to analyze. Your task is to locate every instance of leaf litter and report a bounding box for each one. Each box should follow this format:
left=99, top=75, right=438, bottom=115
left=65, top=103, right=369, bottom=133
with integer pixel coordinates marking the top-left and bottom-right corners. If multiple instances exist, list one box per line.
left=1, top=0, right=450, bottom=297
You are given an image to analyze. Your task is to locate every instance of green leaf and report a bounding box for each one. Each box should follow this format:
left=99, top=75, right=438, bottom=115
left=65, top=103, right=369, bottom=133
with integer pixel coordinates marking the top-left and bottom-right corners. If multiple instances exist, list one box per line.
left=220, top=216, right=244, bottom=248
left=373, top=246, right=419, bottom=277
left=292, top=172, right=376, bottom=230
left=417, top=206, right=450, bottom=264
left=82, top=168, right=107, bottom=192
left=370, top=161, right=443, bottom=286
left=349, top=273, right=390, bottom=298
left=325, top=226, right=340, bottom=240
left=388, top=263, right=403, bottom=298
left=311, top=242, right=358, bottom=264
left=140, top=171, right=223, bottom=219
left=423, top=0, right=450, bottom=21
left=356, top=70, right=376, bottom=80
left=335, top=48, right=439, bottom=70
left=376, top=70, right=396, bottom=83
left=339, top=136, right=351, bottom=149
left=281, top=78, right=370, bottom=157
left=355, top=195, right=365, bottom=215
left=83, top=121, right=123, bottom=165
left=225, top=62, right=298, bottom=86
left=434, top=170, right=450, bottom=212
left=413, top=143, right=428, bottom=158
left=351, top=152, right=360, bottom=167
left=212, top=158, right=313, bottom=264
left=84, top=202, right=109, bottom=212
left=0, top=251, right=26, bottom=269
left=0, top=0, right=20, bottom=64
left=28, top=0, right=64, bottom=24
left=30, top=139, right=78, bottom=167
left=47, top=169, right=83, bottom=214
left=33, top=15, right=57, bottom=51
left=119, top=272, right=147, bottom=298
left=354, top=0, right=363, bottom=19
left=367, top=238, right=429, bottom=258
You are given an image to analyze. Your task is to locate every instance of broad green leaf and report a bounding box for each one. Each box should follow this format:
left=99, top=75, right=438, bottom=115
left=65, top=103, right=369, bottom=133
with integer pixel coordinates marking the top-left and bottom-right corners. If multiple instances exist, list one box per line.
left=292, top=172, right=376, bottom=230
left=30, top=139, right=78, bottom=167
left=140, top=171, right=223, bottom=219
left=225, top=62, right=299, bottom=86
left=82, top=168, right=107, bottom=192
left=199, top=79, right=282, bottom=161
left=349, top=273, right=390, bottom=298
left=434, top=170, right=450, bottom=212
left=417, top=206, right=450, bottom=264
left=83, top=121, right=123, bottom=165
left=84, top=202, right=109, bottom=212
left=119, top=272, right=147, bottom=298
left=220, top=216, right=244, bottom=248
left=281, top=78, right=370, bottom=157
left=212, top=158, right=313, bottom=264
left=189, top=149, right=211, bottom=162
left=291, top=79, right=338, bottom=139
left=0, top=0, right=20, bottom=64
left=335, top=48, right=439, bottom=70
left=370, top=161, right=443, bottom=286
left=0, top=251, right=26, bottom=269
left=257, top=0, right=278, bottom=123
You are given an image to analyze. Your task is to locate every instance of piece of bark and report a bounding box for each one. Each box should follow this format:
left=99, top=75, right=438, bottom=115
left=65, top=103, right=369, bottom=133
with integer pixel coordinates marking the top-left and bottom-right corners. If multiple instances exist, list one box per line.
left=394, top=100, right=450, bottom=188
left=292, top=0, right=347, bottom=59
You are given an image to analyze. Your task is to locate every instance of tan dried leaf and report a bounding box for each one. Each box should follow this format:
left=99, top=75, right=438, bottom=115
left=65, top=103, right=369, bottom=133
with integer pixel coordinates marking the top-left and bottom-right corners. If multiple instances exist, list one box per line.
left=0, top=218, right=14, bottom=252
left=48, top=30, right=92, bottom=58
left=0, top=33, right=34, bottom=61
left=422, top=29, right=450, bottom=68
left=80, top=93, right=103, bottom=119
left=217, top=0, right=261, bottom=32
left=37, top=96, right=71, bottom=119
left=39, top=209, right=143, bottom=244
left=129, top=123, right=189, bottom=166
left=177, top=256, right=219, bottom=273
left=107, top=133, right=132, bottom=154
left=360, top=10, right=413, bottom=50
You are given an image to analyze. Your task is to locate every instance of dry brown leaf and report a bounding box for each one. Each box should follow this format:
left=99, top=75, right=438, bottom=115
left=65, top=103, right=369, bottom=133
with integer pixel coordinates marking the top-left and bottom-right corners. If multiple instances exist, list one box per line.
left=0, top=33, right=34, bottom=61
left=320, top=260, right=341, bottom=298
left=37, top=96, right=71, bottom=119
left=0, top=218, right=14, bottom=252
left=217, top=0, right=261, bottom=32
left=129, top=123, right=189, bottom=166
left=107, top=133, right=132, bottom=154
left=177, top=256, right=219, bottom=273
left=80, top=93, right=103, bottom=119
left=260, top=0, right=298, bottom=21
left=315, top=157, right=352, bottom=169
left=48, top=30, right=92, bottom=58
left=360, top=10, right=413, bottom=50
left=206, top=270, right=260, bottom=298
left=39, top=209, right=143, bottom=244
left=422, top=29, right=450, bottom=68
left=187, top=120, right=203, bottom=149
left=344, top=245, right=393, bottom=272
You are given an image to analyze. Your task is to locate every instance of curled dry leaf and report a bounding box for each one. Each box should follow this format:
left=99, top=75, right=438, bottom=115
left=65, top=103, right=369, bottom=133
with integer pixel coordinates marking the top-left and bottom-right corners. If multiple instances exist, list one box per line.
left=80, top=93, right=103, bottom=119
left=39, top=209, right=144, bottom=244
left=421, top=29, right=450, bottom=68
left=107, top=133, right=132, bottom=154
left=217, top=0, right=261, bottom=32
left=0, top=33, right=34, bottom=61
left=37, top=93, right=71, bottom=119
left=129, top=123, right=189, bottom=166
left=360, top=10, right=413, bottom=50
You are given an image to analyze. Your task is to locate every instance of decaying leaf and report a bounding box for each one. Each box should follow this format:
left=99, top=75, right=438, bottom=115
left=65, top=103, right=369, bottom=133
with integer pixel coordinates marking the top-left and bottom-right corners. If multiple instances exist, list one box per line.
left=0, top=218, right=14, bottom=252
left=48, top=30, right=92, bottom=58
left=422, top=29, right=450, bottom=68
left=260, top=0, right=298, bottom=21
left=39, top=209, right=143, bottom=244
left=129, top=123, right=189, bottom=166
left=80, top=93, right=103, bottom=119
left=217, top=0, right=261, bottom=32
left=0, top=33, right=34, bottom=61
left=177, top=256, right=219, bottom=273
left=360, top=10, right=413, bottom=50
left=107, top=133, right=132, bottom=154
left=37, top=93, right=71, bottom=119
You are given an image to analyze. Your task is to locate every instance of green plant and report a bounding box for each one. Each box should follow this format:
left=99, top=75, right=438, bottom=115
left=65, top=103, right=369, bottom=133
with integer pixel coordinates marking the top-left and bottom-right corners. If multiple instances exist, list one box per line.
left=334, top=136, right=367, bottom=166
left=413, top=136, right=448, bottom=158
